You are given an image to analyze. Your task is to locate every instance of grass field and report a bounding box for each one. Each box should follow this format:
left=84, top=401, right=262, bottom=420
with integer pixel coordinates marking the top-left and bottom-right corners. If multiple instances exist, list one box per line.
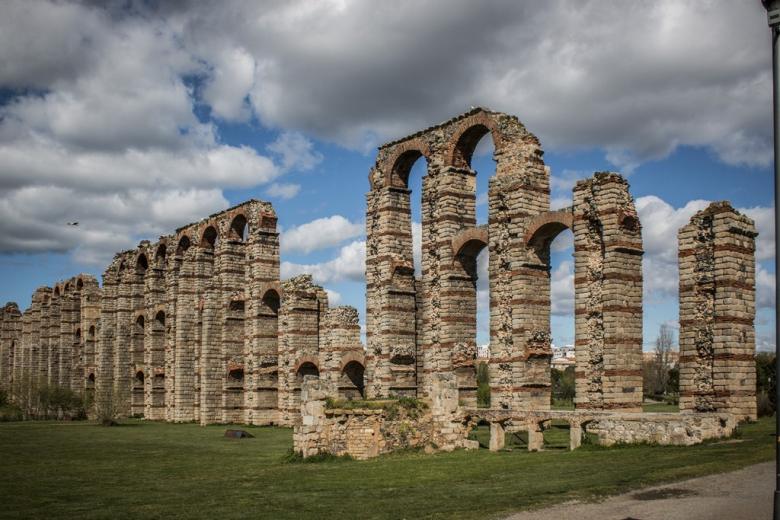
left=0, top=416, right=773, bottom=520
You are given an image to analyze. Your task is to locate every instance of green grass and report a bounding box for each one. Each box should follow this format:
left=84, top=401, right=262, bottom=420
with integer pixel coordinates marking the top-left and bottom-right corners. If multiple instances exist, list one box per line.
left=643, top=402, right=680, bottom=413
left=0, top=417, right=773, bottom=520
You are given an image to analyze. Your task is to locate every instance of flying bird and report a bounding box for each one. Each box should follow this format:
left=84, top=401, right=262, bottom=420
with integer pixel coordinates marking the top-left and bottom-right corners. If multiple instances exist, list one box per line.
left=66, top=222, right=79, bottom=226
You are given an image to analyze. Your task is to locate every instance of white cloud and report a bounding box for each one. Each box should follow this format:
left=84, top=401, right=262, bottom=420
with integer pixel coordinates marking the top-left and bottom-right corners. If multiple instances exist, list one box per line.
left=166, top=0, right=770, bottom=169
left=265, top=182, right=301, bottom=200
left=412, top=221, right=422, bottom=276
left=281, top=240, right=365, bottom=284
left=325, top=288, right=342, bottom=305
left=757, top=264, right=775, bottom=310
left=741, top=206, right=775, bottom=262
left=551, top=260, right=574, bottom=316
left=266, top=131, right=324, bottom=172
left=202, top=46, right=255, bottom=122
left=280, top=215, right=363, bottom=254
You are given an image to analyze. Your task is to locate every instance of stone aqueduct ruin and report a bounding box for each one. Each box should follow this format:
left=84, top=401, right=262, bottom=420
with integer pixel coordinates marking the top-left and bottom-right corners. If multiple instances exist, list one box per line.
left=0, top=109, right=757, bottom=453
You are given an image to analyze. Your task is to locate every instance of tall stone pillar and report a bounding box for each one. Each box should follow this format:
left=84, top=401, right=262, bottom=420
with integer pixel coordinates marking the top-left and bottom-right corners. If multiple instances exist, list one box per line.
left=678, top=202, right=757, bottom=420
left=572, top=173, right=643, bottom=412
left=365, top=181, right=418, bottom=398
left=97, top=267, right=118, bottom=412
left=247, top=206, right=280, bottom=425
left=277, top=275, right=326, bottom=426
left=174, top=247, right=199, bottom=422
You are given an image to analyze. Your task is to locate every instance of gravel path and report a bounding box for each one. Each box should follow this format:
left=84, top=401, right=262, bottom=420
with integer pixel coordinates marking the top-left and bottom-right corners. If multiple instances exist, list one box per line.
left=505, top=461, right=773, bottom=520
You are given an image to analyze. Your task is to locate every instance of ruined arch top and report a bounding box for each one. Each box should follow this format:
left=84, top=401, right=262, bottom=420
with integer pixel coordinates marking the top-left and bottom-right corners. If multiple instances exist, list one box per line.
left=523, top=209, right=574, bottom=247
left=370, top=107, right=544, bottom=190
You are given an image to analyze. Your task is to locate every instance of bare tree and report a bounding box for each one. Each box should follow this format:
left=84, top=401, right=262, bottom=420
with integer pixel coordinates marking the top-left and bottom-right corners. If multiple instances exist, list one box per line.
left=653, top=323, right=675, bottom=395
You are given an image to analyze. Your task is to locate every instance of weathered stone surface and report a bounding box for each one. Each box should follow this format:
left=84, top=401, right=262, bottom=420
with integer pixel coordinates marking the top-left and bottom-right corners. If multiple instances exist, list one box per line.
left=0, top=109, right=759, bottom=461
left=678, top=202, right=758, bottom=421
left=2, top=200, right=366, bottom=427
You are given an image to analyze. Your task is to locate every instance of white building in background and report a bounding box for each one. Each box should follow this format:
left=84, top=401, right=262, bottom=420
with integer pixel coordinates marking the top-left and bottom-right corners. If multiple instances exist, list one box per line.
left=477, top=344, right=490, bottom=359
left=551, top=345, right=575, bottom=370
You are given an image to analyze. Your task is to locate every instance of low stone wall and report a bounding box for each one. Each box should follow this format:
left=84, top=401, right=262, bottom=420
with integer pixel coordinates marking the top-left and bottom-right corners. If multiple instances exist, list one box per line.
left=294, top=374, right=477, bottom=460
left=585, top=412, right=736, bottom=447
left=464, top=408, right=737, bottom=451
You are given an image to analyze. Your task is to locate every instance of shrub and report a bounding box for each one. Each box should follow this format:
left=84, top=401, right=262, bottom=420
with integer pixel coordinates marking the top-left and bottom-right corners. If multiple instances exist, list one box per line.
left=476, top=362, right=491, bottom=408
left=0, top=388, right=8, bottom=407
left=757, top=391, right=774, bottom=418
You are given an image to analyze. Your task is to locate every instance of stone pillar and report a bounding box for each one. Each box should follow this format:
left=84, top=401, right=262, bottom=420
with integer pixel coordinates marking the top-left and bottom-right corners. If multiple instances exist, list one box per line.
left=44, top=291, right=58, bottom=387
left=421, top=166, right=480, bottom=405
left=113, top=263, right=133, bottom=416
left=278, top=275, right=326, bottom=426
left=174, top=246, right=204, bottom=422
left=0, top=303, right=21, bottom=392
left=489, top=422, right=506, bottom=451
left=365, top=183, right=418, bottom=398
left=678, top=202, right=757, bottom=421
left=79, top=276, right=100, bottom=399
left=488, top=160, right=549, bottom=411
left=321, top=306, right=364, bottom=399
left=246, top=205, right=280, bottom=425
left=569, top=421, right=583, bottom=450
left=144, top=260, right=166, bottom=420
left=572, top=173, right=643, bottom=412
left=527, top=424, right=544, bottom=452
left=97, top=267, right=118, bottom=412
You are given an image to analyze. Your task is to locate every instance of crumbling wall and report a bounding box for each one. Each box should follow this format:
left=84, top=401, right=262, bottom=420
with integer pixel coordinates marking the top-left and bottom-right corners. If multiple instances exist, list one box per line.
left=294, top=373, right=476, bottom=460
left=679, top=202, right=757, bottom=420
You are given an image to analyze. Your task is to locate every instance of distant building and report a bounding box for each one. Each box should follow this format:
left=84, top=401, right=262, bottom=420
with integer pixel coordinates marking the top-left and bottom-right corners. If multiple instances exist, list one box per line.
left=551, top=345, right=575, bottom=370
left=477, top=344, right=490, bottom=360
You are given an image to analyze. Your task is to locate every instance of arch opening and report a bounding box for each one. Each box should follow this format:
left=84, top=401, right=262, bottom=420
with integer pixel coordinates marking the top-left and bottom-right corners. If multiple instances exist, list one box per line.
left=341, top=361, right=365, bottom=399
left=296, top=362, right=319, bottom=380
left=548, top=228, right=576, bottom=410
left=262, top=290, right=280, bottom=315
left=136, top=253, right=148, bottom=274
left=230, top=214, right=249, bottom=242
left=76, top=278, right=84, bottom=290
left=176, top=236, right=191, bottom=256
left=154, top=311, right=165, bottom=327
left=155, top=244, right=167, bottom=267
left=202, top=226, right=218, bottom=249
left=228, top=368, right=244, bottom=383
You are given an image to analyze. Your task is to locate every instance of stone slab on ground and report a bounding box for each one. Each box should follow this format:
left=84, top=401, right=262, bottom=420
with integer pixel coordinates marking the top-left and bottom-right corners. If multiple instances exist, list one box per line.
left=505, top=461, right=772, bottom=520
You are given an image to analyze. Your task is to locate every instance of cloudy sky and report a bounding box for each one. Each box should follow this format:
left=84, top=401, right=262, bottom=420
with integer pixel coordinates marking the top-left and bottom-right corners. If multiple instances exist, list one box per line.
left=0, top=0, right=774, bottom=351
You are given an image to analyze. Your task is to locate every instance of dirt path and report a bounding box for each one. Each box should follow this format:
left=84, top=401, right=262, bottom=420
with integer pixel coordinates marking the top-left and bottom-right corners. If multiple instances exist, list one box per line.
left=505, top=461, right=773, bottom=520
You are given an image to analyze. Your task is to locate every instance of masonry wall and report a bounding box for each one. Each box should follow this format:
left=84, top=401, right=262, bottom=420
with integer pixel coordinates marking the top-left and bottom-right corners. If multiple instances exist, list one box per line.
left=678, top=202, right=757, bottom=421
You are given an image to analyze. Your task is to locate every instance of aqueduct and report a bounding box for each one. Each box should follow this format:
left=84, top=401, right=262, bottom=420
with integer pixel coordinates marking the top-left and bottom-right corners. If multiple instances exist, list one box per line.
left=0, top=108, right=758, bottom=457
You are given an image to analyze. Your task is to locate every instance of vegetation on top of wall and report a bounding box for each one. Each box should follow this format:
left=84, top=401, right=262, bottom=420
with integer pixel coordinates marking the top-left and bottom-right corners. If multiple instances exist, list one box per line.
left=324, top=396, right=427, bottom=415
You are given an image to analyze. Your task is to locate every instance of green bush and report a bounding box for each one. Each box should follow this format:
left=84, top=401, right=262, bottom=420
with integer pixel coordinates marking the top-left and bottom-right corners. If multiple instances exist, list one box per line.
left=551, top=367, right=575, bottom=402
left=0, top=388, right=8, bottom=408
left=476, top=362, right=490, bottom=408
left=0, top=404, right=23, bottom=422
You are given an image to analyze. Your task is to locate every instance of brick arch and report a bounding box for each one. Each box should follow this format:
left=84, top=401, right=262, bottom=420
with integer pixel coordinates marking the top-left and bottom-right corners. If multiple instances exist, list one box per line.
left=447, top=110, right=544, bottom=173
left=339, top=352, right=365, bottom=372
left=451, top=227, right=488, bottom=258
left=380, top=138, right=432, bottom=189
left=294, top=356, right=320, bottom=375
left=447, top=111, right=505, bottom=169
left=523, top=210, right=574, bottom=247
